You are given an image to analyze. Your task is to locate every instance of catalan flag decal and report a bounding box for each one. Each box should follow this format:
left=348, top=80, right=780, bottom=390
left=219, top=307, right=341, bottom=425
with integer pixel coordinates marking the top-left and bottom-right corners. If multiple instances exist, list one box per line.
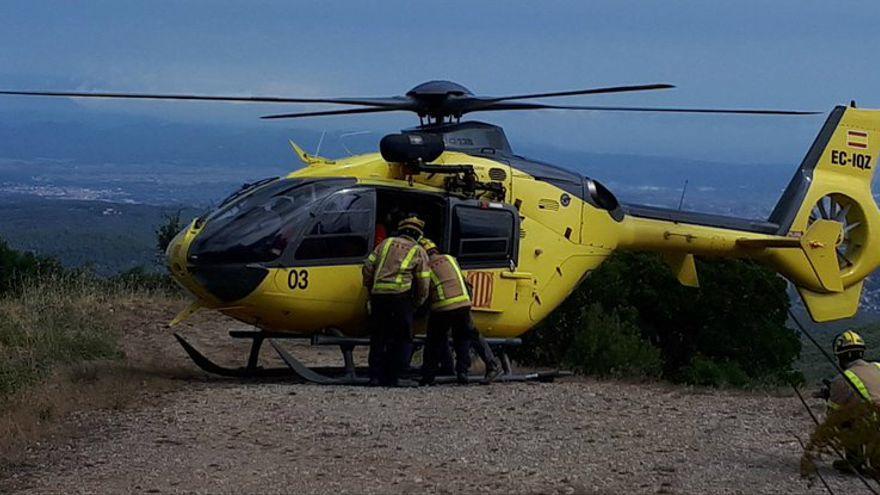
left=466, top=272, right=494, bottom=308
left=847, top=130, right=869, bottom=150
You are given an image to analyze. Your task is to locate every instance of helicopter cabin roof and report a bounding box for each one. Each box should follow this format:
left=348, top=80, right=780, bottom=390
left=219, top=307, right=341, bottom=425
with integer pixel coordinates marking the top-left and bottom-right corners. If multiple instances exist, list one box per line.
left=408, top=121, right=780, bottom=235
left=407, top=120, right=587, bottom=198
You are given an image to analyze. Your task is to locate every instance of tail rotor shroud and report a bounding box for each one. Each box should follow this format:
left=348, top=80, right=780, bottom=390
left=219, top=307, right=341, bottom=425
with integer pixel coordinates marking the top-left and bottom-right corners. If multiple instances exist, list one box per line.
left=808, top=194, right=866, bottom=271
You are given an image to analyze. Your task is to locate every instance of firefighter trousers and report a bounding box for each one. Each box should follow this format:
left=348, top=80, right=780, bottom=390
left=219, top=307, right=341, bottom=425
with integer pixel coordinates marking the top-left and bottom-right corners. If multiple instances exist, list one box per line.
left=368, top=293, right=415, bottom=385
left=423, top=307, right=475, bottom=381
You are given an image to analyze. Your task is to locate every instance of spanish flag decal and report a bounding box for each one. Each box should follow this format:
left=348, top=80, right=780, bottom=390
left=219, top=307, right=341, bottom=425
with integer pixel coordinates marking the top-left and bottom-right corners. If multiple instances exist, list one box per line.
left=847, top=129, right=869, bottom=150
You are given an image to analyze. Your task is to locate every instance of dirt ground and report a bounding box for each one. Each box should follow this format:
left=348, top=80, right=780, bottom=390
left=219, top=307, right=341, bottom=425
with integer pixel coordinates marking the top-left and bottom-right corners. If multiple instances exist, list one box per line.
left=0, top=303, right=871, bottom=494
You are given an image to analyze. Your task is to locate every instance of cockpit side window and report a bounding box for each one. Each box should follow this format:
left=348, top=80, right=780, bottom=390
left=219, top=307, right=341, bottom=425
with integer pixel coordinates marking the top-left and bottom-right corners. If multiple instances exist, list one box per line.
left=202, top=178, right=296, bottom=227
left=450, top=205, right=518, bottom=268
left=293, top=189, right=375, bottom=263
left=189, top=178, right=352, bottom=265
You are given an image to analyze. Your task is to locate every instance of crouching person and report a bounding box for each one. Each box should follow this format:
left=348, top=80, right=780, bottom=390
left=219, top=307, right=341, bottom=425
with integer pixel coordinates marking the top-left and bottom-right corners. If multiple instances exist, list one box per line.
left=418, top=238, right=501, bottom=385
left=822, top=331, right=880, bottom=475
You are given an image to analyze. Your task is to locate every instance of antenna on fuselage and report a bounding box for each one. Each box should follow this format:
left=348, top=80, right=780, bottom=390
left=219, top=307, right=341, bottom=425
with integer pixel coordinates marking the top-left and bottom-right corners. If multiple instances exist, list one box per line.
left=315, top=130, right=327, bottom=156
left=339, top=130, right=372, bottom=156
left=677, top=179, right=689, bottom=211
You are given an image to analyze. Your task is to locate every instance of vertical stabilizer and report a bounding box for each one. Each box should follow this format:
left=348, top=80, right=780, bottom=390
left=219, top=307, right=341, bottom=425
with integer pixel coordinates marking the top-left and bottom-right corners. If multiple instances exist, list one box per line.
left=767, top=105, right=880, bottom=321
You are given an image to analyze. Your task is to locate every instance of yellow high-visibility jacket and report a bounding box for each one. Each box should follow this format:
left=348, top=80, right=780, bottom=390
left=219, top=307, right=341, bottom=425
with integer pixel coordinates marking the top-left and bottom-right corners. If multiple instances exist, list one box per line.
left=828, top=359, right=880, bottom=410
left=362, top=236, right=430, bottom=306
left=426, top=253, right=471, bottom=312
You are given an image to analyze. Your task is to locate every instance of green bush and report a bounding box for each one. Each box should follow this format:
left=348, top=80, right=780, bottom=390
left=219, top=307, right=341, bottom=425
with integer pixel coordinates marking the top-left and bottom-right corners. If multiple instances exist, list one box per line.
left=563, top=304, right=662, bottom=378
left=516, top=252, right=802, bottom=387
left=680, top=355, right=749, bottom=387
left=0, top=238, right=63, bottom=296
left=801, top=401, right=880, bottom=483
left=154, top=209, right=185, bottom=262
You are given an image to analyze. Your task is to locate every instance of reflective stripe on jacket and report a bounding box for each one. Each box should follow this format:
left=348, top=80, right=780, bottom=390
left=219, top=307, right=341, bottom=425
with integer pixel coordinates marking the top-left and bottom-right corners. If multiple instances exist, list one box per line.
left=426, top=253, right=471, bottom=312
left=362, top=236, right=430, bottom=305
left=828, top=360, right=880, bottom=410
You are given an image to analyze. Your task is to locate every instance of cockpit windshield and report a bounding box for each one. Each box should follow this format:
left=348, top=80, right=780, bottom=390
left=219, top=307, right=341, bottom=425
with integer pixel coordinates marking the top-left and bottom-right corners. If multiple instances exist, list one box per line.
left=189, top=178, right=354, bottom=264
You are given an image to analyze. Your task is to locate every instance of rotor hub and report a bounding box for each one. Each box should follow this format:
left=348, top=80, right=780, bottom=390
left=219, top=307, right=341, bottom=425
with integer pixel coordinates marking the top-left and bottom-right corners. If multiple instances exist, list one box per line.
left=405, top=80, right=473, bottom=98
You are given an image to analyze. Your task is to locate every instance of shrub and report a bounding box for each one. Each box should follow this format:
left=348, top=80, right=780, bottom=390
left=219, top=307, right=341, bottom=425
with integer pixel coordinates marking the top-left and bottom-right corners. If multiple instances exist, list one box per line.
left=801, top=401, right=880, bottom=483
left=680, top=354, right=749, bottom=388
left=516, top=252, right=802, bottom=387
left=154, top=209, right=185, bottom=262
left=0, top=239, right=63, bottom=296
left=563, top=304, right=662, bottom=378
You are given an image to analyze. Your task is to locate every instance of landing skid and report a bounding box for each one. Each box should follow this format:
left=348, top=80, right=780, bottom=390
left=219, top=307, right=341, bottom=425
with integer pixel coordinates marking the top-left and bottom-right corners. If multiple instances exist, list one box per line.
left=269, top=339, right=370, bottom=385
left=173, top=332, right=297, bottom=378
left=173, top=330, right=570, bottom=386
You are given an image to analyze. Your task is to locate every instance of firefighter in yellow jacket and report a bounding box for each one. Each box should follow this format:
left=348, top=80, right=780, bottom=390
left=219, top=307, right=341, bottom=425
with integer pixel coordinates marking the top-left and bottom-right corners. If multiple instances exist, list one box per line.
left=418, top=237, right=501, bottom=385
left=362, top=215, right=431, bottom=386
left=825, top=330, right=880, bottom=474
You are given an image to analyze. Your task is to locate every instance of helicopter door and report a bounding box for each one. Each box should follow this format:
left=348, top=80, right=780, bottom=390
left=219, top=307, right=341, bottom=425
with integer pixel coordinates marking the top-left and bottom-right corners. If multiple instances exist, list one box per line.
left=272, top=188, right=375, bottom=333
left=446, top=199, right=520, bottom=333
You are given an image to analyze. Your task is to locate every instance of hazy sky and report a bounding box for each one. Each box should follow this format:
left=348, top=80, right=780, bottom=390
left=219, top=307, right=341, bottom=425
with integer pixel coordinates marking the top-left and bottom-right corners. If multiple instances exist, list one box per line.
left=2, top=0, right=879, bottom=164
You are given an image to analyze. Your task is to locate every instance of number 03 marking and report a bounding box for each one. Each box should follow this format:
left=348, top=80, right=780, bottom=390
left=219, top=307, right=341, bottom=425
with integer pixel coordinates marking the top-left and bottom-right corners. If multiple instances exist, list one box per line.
left=288, top=269, right=309, bottom=290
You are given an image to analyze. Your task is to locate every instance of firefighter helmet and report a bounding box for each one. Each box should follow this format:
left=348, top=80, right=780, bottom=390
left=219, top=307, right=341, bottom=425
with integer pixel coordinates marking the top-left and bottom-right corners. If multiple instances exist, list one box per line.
left=833, top=330, right=866, bottom=356
left=397, top=216, right=425, bottom=237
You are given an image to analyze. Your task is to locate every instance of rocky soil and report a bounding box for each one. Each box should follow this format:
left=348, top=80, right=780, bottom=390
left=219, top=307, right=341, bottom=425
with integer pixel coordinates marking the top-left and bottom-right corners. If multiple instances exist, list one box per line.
left=0, top=305, right=869, bottom=494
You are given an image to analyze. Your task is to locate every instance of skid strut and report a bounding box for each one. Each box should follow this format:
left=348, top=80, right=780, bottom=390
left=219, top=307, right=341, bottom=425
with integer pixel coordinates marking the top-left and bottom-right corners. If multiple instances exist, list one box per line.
left=173, top=331, right=569, bottom=385
left=173, top=333, right=294, bottom=378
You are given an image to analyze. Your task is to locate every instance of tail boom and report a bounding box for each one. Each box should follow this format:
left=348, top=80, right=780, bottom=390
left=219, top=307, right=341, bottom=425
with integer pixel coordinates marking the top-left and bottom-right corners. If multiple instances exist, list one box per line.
left=613, top=105, right=880, bottom=322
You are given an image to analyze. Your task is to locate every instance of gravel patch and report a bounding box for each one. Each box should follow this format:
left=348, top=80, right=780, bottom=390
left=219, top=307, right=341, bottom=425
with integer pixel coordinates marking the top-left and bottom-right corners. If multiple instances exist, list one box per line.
left=1, top=374, right=864, bottom=494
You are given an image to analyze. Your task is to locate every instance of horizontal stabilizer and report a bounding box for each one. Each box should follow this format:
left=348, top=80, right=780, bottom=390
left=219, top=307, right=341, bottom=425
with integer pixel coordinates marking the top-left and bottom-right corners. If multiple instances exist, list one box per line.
left=737, top=219, right=843, bottom=293
left=799, top=219, right=843, bottom=293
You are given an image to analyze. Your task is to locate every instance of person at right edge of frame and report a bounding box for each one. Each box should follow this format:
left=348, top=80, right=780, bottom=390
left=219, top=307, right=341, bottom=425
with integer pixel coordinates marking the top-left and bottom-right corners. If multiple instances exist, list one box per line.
left=362, top=215, right=431, bottom=387
left=418, top=237, right=502, bottom=386
left=817, top=330, right=880, bottom=475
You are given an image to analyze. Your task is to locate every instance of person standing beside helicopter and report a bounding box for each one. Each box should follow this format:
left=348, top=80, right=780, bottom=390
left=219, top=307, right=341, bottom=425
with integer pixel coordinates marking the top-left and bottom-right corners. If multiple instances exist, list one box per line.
left=362, top=215, right=431, bottom=386
left=418, top=237, right=501, bottom=385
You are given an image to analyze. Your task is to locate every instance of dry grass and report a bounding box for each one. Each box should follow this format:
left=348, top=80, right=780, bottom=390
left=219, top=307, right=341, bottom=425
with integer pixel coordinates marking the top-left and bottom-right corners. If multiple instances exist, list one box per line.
left=801, top=401, right=880, bottom=483
left=0, top=274, right=191, bottom=467
left=0, top=275, right=120, bottom=397
left=0, top=363, right=180, bottom=465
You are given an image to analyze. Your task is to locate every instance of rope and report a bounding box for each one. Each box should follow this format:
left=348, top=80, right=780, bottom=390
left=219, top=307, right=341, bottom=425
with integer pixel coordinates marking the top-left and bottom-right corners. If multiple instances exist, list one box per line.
left=792, top=433, right=836, bottom=495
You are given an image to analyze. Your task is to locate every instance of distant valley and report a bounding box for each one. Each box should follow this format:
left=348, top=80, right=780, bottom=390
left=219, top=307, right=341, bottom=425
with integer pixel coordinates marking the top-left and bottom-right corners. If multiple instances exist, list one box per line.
left=1, top=114, right=878, bottom=317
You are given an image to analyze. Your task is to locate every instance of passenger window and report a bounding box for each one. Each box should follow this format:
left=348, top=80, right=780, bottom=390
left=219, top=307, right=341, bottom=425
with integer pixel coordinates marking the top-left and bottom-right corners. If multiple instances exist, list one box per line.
left=295, top=189, right=374, bottom=262
left=451, top=205, right=516, bottom=267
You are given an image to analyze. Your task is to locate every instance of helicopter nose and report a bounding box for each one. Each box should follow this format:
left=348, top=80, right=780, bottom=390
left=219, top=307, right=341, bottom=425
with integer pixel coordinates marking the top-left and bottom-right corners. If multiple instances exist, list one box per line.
left=164, top=225, right=269, bottom=304
left=165, top=227, right=191, bottom=287
left=185, top=259, right=269, bottom=303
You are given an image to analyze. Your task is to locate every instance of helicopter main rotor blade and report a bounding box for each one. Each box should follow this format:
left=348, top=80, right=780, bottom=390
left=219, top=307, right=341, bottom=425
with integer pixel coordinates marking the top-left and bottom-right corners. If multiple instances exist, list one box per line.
left=468, top=102, right=820, bottom=115
left=260, top=107, right=405, bottom=119
left=0, top=82, right=821, bottom=120
left=483, top=83, right=675, bottom=102
left=0, top=89, right=409, bottom=108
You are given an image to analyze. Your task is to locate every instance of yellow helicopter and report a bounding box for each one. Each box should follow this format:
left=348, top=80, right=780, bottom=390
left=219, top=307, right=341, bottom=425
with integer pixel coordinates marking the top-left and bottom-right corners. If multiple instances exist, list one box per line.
left=3, top=81, right=879, bottom=384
